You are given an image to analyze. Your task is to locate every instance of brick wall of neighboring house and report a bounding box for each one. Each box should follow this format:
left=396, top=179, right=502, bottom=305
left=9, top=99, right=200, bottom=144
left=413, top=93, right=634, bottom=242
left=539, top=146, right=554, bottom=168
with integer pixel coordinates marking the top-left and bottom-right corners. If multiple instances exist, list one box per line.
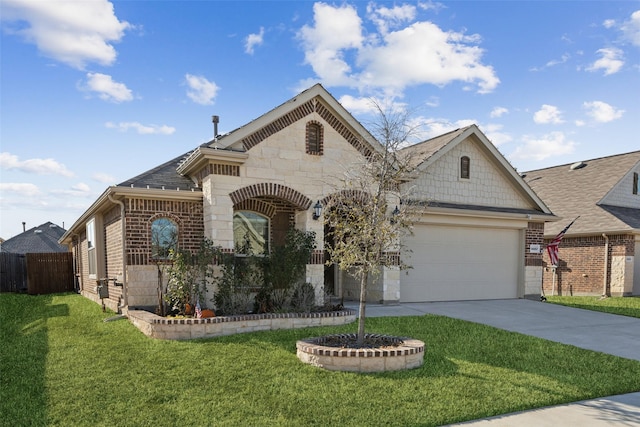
left=542, top=234, right=635, bottom=296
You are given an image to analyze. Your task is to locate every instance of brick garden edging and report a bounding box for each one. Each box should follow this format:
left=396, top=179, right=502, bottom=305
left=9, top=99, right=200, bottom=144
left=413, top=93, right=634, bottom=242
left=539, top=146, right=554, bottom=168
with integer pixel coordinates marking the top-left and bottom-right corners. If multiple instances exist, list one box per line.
left=127, top=309, right=356, bottom=340
left=296, top=333, right=425, bottom=372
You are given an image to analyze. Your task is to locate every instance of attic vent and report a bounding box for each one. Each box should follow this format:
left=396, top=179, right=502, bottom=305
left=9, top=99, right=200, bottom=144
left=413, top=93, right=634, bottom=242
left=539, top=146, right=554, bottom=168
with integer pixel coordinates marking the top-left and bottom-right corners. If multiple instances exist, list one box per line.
left=570, top=161, right=587, bottom=170
left=49, top=224, right=58, bottom=228
left=34, top=230, right=43, bottom=234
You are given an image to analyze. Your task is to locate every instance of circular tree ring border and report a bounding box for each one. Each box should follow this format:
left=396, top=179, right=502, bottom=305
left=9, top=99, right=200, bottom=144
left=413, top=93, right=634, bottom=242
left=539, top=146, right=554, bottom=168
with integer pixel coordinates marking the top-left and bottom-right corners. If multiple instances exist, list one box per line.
left=296, top=333, right=425, bottom=372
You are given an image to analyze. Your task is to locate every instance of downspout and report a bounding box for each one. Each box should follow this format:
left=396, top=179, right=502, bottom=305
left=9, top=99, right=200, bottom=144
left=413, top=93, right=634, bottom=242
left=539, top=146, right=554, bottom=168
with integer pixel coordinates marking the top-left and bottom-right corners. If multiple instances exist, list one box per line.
left=602, top=233, right=609, bottom=298
left=108, top=194, right=128, bottom=311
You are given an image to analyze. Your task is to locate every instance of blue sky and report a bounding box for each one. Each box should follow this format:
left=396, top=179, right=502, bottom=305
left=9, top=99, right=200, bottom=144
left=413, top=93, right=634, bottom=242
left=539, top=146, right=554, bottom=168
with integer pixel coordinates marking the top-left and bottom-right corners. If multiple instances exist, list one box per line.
left=1, top=1, right=639, bottom=239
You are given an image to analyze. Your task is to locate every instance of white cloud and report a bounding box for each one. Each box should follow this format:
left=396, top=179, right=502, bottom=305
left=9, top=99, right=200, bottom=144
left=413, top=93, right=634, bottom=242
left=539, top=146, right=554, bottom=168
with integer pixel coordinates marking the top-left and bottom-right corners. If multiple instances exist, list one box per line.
left=185, top=74, right=219, bottom=105
left=490, top=107, right=508, bottom=118
left=298, top=3, right=364, bottom=86
left=0, top=182, right=41, bottom=197
left=586, top=47, right=624, bottom=75
left=582, top=101, right=624, bottom=123
left=1, top=0, right=130, bottom=69
left=298, top=3, right=499, bottom=96
left=0, top=152, right=74, bottom=177
left=603, top=19, right=616, bottom=29
left=417, top=118, right=476, bottom=141
left=533, top=104, right=564, bottom=124
left=621, top=10, right=640, bottom=47
left=51, top=182, right=92, bottom=197
left=83, top=73, right=133, bottom=103
left=510, top=132, right=577, bottom=161
left=245, top=27, right=265, bottom=54
left=366, top=3, right=416, bottom=34
left=483, top=123, right=512, bottom=146
left=92, top=172, right=116, bottom=183
left=338, top=94, right=407, bottom=116
left=105, top=121, right=176, bottom=135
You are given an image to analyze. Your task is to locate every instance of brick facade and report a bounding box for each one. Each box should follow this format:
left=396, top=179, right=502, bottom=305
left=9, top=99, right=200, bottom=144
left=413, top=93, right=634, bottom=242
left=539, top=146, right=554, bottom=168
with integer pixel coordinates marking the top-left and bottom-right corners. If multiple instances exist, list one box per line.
left=542, top=234, right=636, bottom=296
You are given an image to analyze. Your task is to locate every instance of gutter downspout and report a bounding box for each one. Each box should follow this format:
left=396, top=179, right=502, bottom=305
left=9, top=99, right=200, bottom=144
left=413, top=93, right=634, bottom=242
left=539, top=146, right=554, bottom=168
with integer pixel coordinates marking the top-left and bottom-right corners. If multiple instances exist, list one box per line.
left=602, top=233, right=609, bottom=298
left=108, top=194, right=128, bottom=311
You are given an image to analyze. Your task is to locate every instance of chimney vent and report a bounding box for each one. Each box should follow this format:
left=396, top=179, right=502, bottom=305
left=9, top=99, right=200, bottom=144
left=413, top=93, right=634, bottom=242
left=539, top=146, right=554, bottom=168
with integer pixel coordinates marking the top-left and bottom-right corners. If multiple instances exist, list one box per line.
left=212, top=115, right=219, bottom=140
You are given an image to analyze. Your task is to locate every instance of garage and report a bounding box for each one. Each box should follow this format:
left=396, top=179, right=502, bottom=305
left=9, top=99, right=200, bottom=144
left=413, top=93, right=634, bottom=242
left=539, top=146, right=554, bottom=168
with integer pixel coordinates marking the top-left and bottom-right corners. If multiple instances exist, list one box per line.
left=401, top=224, right=521, bottom=302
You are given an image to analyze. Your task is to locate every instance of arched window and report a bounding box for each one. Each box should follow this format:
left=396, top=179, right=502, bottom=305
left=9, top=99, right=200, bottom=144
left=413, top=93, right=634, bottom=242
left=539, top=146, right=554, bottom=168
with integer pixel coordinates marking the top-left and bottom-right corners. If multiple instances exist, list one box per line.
left=234, top=211, right=269, bottom=255
left=306, top=121, right=323, bottom=155
left=460, top=156, right=470, bottom=179
left=151, top=218, right=178, bottom=259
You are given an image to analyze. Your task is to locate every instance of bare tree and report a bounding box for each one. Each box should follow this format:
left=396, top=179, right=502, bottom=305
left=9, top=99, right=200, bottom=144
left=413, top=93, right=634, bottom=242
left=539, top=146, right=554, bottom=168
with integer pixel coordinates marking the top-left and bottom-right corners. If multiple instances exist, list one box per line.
left=324, top=102, right=420, bottom=347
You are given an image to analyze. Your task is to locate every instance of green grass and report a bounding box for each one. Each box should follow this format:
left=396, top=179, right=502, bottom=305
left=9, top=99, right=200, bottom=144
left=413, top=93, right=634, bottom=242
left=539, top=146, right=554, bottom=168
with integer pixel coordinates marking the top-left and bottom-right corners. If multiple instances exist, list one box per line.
left=547, top=295, right=640, bottom=318
left=2, top=293, right=640, bottom=427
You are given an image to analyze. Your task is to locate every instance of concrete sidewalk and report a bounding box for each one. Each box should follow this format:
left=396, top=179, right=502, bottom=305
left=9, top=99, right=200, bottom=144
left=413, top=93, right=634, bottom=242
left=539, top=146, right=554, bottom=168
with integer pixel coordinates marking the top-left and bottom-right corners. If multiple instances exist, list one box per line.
left=344, top=299, right=640, bottom=426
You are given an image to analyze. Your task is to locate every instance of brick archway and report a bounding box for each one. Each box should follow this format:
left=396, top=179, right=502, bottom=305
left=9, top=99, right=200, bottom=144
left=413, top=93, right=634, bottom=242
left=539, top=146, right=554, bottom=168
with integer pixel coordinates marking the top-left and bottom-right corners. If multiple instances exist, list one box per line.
left=229, top=183, right=312, bottom=211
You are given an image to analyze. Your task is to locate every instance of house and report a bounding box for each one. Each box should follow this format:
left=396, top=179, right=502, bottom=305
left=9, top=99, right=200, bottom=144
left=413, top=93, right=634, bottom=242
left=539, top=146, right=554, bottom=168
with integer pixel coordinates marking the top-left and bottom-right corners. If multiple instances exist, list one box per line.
left=524, top=151, right=640, bottom=297
left=1, top=222, right=67, bottom=254
left=60, top=84, right=555, bottom=312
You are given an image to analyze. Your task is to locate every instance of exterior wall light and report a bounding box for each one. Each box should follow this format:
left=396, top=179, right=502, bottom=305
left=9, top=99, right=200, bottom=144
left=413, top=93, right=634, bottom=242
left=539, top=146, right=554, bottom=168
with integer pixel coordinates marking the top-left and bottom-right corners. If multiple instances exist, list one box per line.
left=312, top=200, right=323, bottom=220
left=390, top=205, right=400, bottom=224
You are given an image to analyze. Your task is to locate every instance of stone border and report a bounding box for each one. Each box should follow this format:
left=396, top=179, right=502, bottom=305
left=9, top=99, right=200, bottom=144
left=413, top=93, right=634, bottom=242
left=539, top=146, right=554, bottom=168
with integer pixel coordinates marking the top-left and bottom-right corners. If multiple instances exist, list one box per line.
left=127, top=309, right=356, bottom=340
left=297, top=333, right=425, bottom=372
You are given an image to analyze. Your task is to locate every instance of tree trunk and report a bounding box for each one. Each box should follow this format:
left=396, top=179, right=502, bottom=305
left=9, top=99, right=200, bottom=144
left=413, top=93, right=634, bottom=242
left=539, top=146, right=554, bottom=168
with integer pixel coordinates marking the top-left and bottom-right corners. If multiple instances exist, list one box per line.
left=356, top=270, right=368, bottom=347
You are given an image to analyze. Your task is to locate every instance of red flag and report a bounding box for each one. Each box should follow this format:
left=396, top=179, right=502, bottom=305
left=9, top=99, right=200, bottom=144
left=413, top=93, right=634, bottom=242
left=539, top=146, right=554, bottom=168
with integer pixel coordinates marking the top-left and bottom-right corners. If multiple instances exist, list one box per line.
left=546, top=217, right=579, bottom=267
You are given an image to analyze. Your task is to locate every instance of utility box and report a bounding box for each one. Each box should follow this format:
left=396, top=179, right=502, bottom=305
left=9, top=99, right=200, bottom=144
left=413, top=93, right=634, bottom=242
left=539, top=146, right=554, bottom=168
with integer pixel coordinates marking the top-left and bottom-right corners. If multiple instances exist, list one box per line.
left=97, top=279, right=109, bottom=299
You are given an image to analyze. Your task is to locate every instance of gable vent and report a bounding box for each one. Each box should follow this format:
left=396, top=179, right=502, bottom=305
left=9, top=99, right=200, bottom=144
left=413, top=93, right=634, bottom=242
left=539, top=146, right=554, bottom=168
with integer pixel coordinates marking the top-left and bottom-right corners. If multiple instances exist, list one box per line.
left=570, top=161, right=587, bottom=170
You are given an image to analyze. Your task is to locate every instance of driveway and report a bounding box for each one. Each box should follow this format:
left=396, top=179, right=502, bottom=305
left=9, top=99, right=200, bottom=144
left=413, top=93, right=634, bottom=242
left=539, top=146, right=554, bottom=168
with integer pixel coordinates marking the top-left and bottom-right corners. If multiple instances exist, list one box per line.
left=344, top=298, right=640, bottom=426
left=345, top=299, right=640, bottom=361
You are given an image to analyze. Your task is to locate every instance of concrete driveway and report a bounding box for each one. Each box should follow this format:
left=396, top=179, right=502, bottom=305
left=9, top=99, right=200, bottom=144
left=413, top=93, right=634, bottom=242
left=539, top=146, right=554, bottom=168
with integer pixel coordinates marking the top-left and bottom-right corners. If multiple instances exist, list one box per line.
left=344, top=298, right=640, bottom=426
left=346, top=298, right=640, bottom=361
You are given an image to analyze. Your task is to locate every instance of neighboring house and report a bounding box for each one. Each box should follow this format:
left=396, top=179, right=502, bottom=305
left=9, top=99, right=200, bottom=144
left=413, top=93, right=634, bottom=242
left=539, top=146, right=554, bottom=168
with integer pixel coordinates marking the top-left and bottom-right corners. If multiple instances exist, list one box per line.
left=60, top=84, right=555, bottom=312
left=524, top=151, right=640, bottom=297
left=1, top=222, right=67, bottom=254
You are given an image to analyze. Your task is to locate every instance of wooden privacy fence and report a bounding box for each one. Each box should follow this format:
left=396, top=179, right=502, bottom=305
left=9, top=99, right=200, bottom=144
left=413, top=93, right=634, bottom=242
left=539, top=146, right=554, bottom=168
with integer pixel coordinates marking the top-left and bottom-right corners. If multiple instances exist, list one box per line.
left=0, top=252, right=74, bottom=294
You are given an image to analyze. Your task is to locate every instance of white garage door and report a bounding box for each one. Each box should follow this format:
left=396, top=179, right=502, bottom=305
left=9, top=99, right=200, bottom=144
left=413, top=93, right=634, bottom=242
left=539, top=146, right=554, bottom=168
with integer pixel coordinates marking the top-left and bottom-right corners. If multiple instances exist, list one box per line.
left=401, top=225, right=520, bottom=302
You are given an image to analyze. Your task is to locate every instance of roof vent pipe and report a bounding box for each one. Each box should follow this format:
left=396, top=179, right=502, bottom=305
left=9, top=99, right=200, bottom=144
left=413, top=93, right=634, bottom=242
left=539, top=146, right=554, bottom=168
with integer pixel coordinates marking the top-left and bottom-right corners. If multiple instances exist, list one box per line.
left=212, top=115, right=219, bottom=140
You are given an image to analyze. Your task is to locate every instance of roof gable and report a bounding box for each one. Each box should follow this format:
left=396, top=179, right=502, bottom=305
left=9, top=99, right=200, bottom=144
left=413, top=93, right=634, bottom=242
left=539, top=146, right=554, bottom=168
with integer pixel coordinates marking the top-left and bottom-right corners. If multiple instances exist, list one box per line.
left=211, top=84, right=383, bottom=158
left=525, top=151, right=640, bottom=236
left=402, top=125, right=552, bottom=215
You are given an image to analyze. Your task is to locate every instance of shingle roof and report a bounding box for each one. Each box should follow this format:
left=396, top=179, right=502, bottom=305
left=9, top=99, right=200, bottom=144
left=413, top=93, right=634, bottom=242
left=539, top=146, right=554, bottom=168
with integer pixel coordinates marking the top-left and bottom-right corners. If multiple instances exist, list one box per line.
left=400, top=126, right=471, bottom=170
left=0, top=222, right=67, bottom=254
left=524, top=151, right=640, bottom=237
left=118, top=152, right=200, bottom=191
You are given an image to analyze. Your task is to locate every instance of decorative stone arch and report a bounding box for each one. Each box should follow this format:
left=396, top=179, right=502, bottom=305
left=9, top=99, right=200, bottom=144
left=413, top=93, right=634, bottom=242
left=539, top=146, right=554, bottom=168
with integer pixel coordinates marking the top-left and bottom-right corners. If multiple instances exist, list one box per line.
left=229, top=183, right=312, bottom=211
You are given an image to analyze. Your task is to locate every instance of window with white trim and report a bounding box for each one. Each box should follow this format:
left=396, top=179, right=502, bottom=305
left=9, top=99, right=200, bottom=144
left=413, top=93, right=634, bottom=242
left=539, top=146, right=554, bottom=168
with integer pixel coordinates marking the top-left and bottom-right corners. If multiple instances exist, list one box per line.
left=86, top=219, right=97, bottom=278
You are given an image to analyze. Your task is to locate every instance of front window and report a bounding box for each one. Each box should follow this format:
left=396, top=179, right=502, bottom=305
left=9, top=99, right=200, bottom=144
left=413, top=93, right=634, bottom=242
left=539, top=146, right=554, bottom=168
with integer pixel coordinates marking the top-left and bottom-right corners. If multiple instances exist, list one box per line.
left=234, top=211, right=269, bottom=255
left=86, top=219, right=97, bottom=278
left=151, top=218, right=178, bottom=259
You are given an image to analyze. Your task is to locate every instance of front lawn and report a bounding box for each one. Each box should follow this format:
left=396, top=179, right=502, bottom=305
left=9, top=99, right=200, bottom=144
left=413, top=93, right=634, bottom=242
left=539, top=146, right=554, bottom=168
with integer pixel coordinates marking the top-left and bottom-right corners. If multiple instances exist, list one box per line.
left=547, top=295, right=640, bottom=318
left=2, top=293, right=640, bottom=427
